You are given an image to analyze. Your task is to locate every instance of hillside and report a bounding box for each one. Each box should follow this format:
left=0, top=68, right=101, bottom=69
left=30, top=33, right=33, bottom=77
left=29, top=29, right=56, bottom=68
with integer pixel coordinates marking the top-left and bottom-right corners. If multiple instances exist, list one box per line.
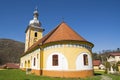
left=0, top=39, right=24, bottom=65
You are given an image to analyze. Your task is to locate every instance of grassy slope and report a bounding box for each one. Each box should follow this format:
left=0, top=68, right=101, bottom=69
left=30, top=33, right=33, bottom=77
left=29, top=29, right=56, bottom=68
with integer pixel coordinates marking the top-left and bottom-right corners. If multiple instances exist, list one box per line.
left=0, top=39, right=24, bottom=64
left=0, top=69, right=102, bottom=80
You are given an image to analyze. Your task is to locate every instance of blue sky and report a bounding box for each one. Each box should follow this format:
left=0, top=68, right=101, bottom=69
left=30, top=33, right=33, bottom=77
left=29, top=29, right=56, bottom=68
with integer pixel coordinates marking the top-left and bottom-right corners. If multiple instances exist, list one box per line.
left=0, top=0, right=120, bottom=52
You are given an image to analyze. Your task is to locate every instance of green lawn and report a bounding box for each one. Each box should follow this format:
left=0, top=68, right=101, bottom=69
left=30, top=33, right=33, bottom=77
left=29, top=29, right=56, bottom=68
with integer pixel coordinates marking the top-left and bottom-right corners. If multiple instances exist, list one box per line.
left=0, top=69, right=119, bottom=80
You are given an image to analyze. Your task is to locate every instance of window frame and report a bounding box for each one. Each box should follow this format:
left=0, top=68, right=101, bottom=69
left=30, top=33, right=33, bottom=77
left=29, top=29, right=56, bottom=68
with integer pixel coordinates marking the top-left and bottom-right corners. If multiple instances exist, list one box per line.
left=52, top=55, right=58, bottom=66
left=83, top=54, right=88, bottom=66
left=25, top=61, right=27, bottom=67
left=33, top=57, right=36, bottom=66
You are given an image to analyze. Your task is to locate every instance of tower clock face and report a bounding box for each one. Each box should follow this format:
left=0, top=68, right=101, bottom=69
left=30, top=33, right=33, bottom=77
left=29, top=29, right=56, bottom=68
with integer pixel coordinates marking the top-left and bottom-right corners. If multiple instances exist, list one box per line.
left=34, top=38, right=37, bottom=43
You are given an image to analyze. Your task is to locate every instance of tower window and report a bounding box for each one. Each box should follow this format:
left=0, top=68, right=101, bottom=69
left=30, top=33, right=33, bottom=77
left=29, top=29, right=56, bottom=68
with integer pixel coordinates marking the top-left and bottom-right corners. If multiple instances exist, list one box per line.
left=52, top=55, right=58, bottom=66
left=35, top=32, right=37, bottom=37
left=83, top=54, right=88, bottom=65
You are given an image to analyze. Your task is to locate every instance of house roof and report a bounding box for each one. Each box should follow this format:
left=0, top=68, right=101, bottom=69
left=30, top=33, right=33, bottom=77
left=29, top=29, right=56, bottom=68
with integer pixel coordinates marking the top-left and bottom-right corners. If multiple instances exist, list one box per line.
left=43, top=22, right=87, bottom=43
left=109, top=52, right=120, bottom=56
left=24, top=22, right=93, bottom=54
left=93, top=60, right=101, bottom=66
left=4, top=63, right=19, bottom=69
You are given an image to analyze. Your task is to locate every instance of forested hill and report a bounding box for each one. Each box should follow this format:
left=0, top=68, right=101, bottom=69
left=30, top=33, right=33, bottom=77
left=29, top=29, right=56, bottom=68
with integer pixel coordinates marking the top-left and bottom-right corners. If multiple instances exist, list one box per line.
left=0, top=38, right=24, bottom=65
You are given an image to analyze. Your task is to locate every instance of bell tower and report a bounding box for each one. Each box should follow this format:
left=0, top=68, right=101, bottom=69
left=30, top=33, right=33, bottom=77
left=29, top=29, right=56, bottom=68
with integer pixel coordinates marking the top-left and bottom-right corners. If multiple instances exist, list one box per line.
left=25, top=8, right=44, bottom=52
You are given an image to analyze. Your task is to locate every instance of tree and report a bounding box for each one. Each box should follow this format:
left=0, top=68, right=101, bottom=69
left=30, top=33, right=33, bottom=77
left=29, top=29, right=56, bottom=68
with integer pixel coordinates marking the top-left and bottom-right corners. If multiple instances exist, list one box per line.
left=105, top=62, right=111, bottom=74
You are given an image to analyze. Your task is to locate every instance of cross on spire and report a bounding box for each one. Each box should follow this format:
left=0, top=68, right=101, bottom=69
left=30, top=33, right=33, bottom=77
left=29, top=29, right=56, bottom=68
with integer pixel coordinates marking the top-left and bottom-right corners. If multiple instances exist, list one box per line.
left=33, top=7, right=39, bottom=20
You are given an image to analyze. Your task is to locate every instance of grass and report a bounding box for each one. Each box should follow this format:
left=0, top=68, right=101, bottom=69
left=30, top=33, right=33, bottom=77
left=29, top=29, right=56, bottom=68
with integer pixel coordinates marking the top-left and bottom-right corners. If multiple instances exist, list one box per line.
left=106, top=73, right=120, bottom=80
left=0, top=69, right=119, bottom=80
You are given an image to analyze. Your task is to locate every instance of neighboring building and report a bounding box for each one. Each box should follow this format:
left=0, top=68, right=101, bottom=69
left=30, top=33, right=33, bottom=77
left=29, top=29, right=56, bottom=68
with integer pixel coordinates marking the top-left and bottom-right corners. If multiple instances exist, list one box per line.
left=107, top=52, right=120, bottom=63
left=93, top=60, right=101, bottom=70
left=1, top=63, right=19, bottom=69
left=107, top=52, right=120, bottom=73
left=93, top=60, right=105, bottom=70
left=20, top=9, right=94, bottom=78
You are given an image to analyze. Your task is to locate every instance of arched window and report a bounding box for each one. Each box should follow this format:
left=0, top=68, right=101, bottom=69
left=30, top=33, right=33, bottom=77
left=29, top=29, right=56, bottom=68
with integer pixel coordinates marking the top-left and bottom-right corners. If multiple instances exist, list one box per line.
left=34, top=32, right=37, bottom=37
left=33, top=58, right=36, bottom=66
left=83, top=54, right=88, bottom=65
left=28, top=60, right=30, bottom=68
left=25, top=61, right=27, bottom=68
left=52, top=55, right=58, bottom=66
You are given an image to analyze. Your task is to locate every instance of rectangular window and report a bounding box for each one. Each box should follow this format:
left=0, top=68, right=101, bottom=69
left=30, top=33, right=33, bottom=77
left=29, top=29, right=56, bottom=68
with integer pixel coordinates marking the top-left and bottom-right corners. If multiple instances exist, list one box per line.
left=52, top=55, right=58, bottom=66
left=33, top=58, right=36, bottom=66
left=83, top=54, right=88, bottom=65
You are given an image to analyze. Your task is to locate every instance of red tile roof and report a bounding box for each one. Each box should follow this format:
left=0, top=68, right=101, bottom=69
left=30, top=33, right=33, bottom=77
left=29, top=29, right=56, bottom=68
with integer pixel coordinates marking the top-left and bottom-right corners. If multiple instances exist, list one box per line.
left=109, top=52, right=120, bottom=56
left=93, top=60, right=101, bottom=66
left=43, top=22, right=87, bottom=43
left=23, top=22, right=94, bottom=55
left=4, top=63, right=19, bottom=69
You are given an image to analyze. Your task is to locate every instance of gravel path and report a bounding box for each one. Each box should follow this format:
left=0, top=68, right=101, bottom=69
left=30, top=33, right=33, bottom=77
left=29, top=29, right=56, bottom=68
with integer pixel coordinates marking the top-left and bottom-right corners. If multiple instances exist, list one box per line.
left=101, top=75, right=112, bottom=80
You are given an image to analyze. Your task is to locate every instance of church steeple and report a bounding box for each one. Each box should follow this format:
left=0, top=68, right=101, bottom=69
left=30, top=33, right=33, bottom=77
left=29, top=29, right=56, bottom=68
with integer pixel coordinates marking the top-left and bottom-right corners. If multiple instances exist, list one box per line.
left=25, top=8, right=44, bottom=52
left=29, top=8, right=41, bottom=27
left=33, top=8, right=39, bottom=20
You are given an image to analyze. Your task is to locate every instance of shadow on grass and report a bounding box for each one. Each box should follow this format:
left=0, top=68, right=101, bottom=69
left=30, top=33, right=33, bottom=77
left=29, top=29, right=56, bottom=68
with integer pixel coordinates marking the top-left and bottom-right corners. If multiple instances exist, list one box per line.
left=94, top=73, right=102, bottom=76
left=24, top=79, right=30, bottom=80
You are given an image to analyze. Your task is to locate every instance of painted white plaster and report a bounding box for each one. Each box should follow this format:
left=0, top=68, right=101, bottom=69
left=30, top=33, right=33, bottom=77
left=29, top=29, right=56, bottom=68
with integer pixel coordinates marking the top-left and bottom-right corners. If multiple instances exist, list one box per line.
left=108, top=56, right=120, bottom=62
left=20, top=48, right=40, bottom=70
left=46, top=52, right=68, bottom=70
left=76, top=53, right=93, bottom=70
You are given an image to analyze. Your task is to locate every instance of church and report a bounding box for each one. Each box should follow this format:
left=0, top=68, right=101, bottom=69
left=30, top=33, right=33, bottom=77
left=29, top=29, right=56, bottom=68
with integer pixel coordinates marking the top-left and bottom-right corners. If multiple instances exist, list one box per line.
left=20, top=9, right=94, bottom=78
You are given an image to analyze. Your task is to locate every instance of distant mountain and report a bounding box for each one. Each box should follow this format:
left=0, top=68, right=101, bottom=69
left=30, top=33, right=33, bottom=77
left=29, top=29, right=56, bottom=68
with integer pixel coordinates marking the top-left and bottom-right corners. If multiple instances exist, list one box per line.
left=0, top=38, right=24, bottom=65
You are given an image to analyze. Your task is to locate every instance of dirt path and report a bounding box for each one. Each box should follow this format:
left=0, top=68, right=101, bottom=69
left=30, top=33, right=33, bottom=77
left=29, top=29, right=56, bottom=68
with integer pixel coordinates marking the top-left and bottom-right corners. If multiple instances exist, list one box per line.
left=101, top=75, right=112, bottom=80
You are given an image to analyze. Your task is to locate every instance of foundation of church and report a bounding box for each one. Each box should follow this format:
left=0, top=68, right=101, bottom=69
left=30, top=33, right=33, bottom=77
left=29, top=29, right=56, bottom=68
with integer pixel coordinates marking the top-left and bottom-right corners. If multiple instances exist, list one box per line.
left=42, top=70, right=93, bottom=78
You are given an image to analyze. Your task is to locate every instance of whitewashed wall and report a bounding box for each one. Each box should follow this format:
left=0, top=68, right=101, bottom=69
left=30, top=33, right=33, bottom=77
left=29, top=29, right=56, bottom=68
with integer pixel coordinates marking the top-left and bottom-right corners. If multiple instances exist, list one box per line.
left=76, top=53, right=93, bottom=70
left=20, top=48, right=40, bottom=70
left=46, top=52, right=68, bottom=70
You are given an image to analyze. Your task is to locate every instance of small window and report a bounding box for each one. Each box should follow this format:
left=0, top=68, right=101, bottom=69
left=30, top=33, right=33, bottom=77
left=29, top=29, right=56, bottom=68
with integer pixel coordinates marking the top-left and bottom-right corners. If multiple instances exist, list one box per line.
left=35, top=32, right=37, bottom=37
left=83, top=54, right=88, bottom=65
left=34, top=38, right=37, bottom=43
left=33, top=58, right=36, bottom=66
left=28, top=60, right=30, bottom=68
left=52, top=55, right=58, bottom=66
left=25, top=61, right=27, bottom=67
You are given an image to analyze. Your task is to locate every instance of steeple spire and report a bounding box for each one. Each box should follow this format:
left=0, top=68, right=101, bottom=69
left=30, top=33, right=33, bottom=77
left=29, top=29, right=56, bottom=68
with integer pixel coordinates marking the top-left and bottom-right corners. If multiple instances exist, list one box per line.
left=33, top=7, right=39, bottom=20
left=29, top=8, right=41, bottom=27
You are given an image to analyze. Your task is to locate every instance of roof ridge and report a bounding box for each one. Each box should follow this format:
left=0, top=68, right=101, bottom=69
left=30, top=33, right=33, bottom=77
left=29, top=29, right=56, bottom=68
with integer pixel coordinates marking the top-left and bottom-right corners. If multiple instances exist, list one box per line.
left=64, top=23, right=87, bottom=41
left=41, top=22, right=67, bottom=44
left=43, top=22, right=88, bottom=43
left=42, top=25, right=60, bottom=44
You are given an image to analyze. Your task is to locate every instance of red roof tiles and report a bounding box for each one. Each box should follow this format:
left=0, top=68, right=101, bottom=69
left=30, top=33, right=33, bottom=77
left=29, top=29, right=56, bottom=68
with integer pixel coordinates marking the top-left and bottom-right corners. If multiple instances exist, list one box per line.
left=3, top=63, right=19, bottom=69
left=93, top=60, right=101, bottom=66
left=44, top=22, right=87, bottom=43
left=109, top=52, right=120, bottom=56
